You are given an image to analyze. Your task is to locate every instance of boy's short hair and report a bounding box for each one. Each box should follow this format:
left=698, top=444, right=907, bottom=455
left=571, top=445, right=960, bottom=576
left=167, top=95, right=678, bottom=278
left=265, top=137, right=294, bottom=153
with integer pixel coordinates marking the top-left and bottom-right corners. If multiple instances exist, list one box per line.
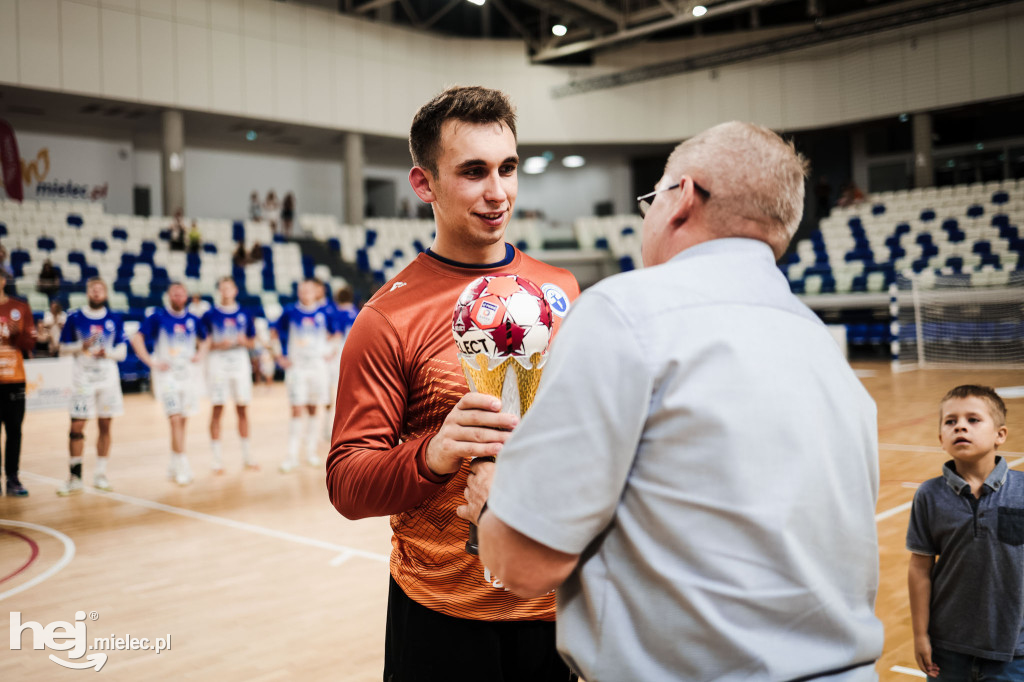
left=218, top=276, right=236, bottom=286
left=409, top=86, right=518, bottom=176
left=941, top=385, right=1007, bottom=426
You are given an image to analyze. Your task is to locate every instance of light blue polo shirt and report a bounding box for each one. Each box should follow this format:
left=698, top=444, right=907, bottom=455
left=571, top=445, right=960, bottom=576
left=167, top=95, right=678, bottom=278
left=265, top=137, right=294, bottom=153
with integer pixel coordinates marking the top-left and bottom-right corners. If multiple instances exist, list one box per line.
left=489, top=238, right=883, bottom=682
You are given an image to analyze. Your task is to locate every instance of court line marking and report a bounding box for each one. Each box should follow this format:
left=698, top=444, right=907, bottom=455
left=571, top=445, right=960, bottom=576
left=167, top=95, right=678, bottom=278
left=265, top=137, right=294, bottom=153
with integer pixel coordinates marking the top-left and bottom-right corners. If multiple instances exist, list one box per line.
left=0, top=520, right=77, bottom=602
left=890, top=665, right=926, bottom=678
left=0, top=529, right=40, bottom=585
left=20, top=472, right=389, bottom=564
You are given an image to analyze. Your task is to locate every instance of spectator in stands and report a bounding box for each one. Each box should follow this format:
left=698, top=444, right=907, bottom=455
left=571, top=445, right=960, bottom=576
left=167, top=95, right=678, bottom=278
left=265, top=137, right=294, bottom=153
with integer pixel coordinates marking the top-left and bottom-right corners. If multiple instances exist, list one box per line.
left=232, top=242, right=248, bottom=268
left=0, top=242, right=9, bottom=276
left=837, top=181, right=866, bottom=208
left=169, top=209, right=187, bottom=251
left=247, top=241, right=264, bottom=266
left=815, top=175, right=832, bottom=218
left=281, top=193, right=296, bottom=238
left=264, top=190, right=281, bottom=234
left=249, top=191, right=263, bottom=222
left=37, top=300, right=67, bottom=357
left=187, top=220, right=202, bottom=254
left=37, top=259, right=61, bottom=299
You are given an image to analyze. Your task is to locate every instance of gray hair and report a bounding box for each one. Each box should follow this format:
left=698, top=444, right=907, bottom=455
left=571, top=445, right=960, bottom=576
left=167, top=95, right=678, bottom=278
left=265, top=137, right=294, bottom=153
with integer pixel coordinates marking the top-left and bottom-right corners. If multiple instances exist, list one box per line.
left=666, top=121, right=808, bottom=253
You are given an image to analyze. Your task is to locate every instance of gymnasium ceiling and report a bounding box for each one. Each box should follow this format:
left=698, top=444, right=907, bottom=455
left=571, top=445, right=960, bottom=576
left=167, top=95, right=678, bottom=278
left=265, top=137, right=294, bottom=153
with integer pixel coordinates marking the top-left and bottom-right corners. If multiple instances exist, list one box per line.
left=286, top=0, right=1017, bottom=65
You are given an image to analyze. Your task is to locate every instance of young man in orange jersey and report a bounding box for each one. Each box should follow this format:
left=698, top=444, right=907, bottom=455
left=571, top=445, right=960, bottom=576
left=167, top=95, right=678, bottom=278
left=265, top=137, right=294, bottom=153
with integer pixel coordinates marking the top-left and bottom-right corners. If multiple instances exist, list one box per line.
left=327, top=86, right=579, bottom=681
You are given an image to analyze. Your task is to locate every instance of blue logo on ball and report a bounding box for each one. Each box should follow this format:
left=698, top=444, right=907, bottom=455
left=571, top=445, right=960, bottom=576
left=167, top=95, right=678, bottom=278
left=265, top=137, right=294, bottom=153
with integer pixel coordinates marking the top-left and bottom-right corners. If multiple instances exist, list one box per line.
left=541, top=284, right=570, bottom=318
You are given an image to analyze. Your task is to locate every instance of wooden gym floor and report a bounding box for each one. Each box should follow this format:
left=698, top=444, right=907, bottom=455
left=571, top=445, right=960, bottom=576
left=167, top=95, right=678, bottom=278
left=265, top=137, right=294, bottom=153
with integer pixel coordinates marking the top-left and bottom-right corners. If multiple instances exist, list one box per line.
left=2, top=363, right=1023, bottom=681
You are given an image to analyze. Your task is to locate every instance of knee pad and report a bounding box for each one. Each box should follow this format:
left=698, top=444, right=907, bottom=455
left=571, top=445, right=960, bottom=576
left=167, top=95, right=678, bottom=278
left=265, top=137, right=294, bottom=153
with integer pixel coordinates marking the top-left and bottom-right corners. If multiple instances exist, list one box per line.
left=69, top=431, right=85, bottom=441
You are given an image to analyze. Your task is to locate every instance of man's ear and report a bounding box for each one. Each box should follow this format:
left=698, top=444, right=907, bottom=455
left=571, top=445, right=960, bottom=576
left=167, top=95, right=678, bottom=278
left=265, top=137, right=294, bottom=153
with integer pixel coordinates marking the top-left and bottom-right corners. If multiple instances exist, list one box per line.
left=666, top=175, right=698, bottom=227
left=409, top=167, right=435, bottom=203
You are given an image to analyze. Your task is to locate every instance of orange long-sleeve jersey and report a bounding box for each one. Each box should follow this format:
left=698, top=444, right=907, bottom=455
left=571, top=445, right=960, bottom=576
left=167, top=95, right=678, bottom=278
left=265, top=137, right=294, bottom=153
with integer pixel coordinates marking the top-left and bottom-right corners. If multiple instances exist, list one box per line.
left=327, top=246, right=579, bottom=621
left=0, top=297, right=36, bottom=383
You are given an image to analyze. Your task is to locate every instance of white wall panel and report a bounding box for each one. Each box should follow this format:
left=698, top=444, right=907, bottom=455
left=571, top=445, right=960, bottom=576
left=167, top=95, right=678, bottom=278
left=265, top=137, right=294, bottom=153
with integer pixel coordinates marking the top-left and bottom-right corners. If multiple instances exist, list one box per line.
left=176, top=22, right=210, bottom=108
left=837, top=39, right=873, bottom=122
left=139, top=15, right=175, bottom=102
left=304, top=6, right=331, bottom=53
left=209, top=0, right=239, bottom=31
left=305, top=49, right=333, bottom=127
left=210, top=28, right=242, bottom=111
left=333, top=53, right=360, bottom=127
left=780, top=58, right=816, bottom=130
left=1010, top=12, right=1024, bottom=94
left=902, top=32, right=937, bottom=113
left=811, top=53, right=841, bottom=124
left=139, top=0, right=173, bottom=19
left=242, top=34, right=274, bottom=116
left=0, top=0, right=18, bottom=84
left=275, top=42, right=304, bottom=121
left=18, top=0, right=61, bottom=89
left=101, top=0, right=136, bottom=10
left=868, top=36, right=904, bottom=117
left=273, top=1, right=303, bottom=44
left=970, top=20, right=1008, bottom=101
left=747, top=58, right=784, bottom=131
left=61, top=1, right=102, bottom=93
left=718, top=64, right=752, bottom=124
left=175, top=0, right=207, bottom=24
left=100, top=7, right=139, bottom=99
left=934, top=26, right=972, bottom=107
left=241, top=0, right=271, bottom=39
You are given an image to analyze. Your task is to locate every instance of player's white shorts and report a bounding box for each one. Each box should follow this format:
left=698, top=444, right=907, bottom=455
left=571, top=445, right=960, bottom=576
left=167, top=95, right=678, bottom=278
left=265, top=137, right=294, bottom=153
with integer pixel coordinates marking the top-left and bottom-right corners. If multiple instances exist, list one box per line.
left=153, top=364, right=201, bottom=417
left=69, top=378, right=124, bottom=420
left=286, top=363, right=328, bottom=407
left=326, top=350, right=342, bottom=406
left=206, top=349, right=252, bottom=406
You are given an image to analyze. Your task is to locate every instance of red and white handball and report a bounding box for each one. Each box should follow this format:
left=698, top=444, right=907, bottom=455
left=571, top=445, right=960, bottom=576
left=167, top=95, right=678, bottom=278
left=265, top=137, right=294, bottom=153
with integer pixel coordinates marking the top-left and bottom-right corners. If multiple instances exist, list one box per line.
left=452, top=274, right=553, bottom=360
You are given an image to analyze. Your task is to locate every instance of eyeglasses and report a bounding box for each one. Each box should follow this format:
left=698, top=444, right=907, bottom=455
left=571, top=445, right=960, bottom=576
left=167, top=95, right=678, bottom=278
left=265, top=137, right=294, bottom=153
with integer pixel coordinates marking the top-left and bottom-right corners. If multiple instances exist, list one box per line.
left=636, top=180, right=710, bottom=217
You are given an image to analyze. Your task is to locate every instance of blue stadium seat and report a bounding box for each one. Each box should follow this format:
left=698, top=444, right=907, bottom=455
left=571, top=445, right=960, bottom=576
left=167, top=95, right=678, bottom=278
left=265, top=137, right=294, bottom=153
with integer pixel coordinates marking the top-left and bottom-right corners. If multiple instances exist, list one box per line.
left=112, top=227, right=128, bottom=241
left=871, top=204, right=885, bottom=216
left=973, top=241, right=992, bottom=255
left=894, top=222, right=911, bottom=236
left=992, top=214, right=1010, bottom=229
left=0, top=222, right=6, bottom=236
left=920, top=209, right=936, bottom=222
left=966, top=204, right=984, bottom=218
left=945, top=257, right=964, bottom=273
left=202, top=243, right=217, bottom=254
left=327, top=238, right=341, bottom=253
left=301, top=256, right=314, bottom=279
left=66, top=214, right=83, bottom=227
left=158, top=229, right=171, bottom=241
left=272, top=234, right=287, bottom=243
left=992, top=190, right=1010, bottom=205
left=91, top=239, right=108, bottom=253
left=412, top=240, right=425, bottom=253
left=232, top=221, right=245, bottom=243
left=365, top=230, right=378, bottom=247
left=594, top=237, right=609, bottom=249
left=38, top=236, right=56, bottom=251
left=621, top=226, right=635, bottom=236
left=516, top=240, right=528, bottom=251
left=618, top=255, right=635, bottom=272
left=356, top=248, right=370, bottom=272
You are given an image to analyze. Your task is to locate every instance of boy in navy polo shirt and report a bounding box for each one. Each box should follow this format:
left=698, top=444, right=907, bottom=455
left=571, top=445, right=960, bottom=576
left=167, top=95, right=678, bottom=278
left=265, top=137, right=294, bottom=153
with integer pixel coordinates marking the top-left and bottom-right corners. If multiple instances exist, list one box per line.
left=907, top=385, right=1019, bottom=679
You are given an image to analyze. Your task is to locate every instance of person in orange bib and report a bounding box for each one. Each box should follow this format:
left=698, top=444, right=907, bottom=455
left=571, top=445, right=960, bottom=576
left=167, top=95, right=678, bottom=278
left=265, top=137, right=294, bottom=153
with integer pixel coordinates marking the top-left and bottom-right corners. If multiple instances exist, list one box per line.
left=0, top=269, right=37, bottom=496
left=327, top=86, right=579, bottom=681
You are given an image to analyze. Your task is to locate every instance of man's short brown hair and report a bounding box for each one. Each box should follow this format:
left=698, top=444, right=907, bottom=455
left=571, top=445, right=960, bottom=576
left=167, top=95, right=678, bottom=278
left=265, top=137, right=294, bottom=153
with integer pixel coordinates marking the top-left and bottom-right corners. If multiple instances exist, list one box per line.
left=940, top=385, right=1007, bottom=426
left=409, top=86, right=518, bottom=176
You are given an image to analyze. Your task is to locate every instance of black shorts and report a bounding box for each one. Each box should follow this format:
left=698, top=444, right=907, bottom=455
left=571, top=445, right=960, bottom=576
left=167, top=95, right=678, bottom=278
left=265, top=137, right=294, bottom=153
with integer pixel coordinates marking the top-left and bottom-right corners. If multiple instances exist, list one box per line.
left=384, top=576, right=576, bottom=682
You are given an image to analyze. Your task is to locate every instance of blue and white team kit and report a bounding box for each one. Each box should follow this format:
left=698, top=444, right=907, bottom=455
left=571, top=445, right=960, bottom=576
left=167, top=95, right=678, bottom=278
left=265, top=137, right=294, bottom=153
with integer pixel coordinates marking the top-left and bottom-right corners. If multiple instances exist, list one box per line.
left=60, top=307, right=127, bottom=419
left=275, top=304, right=339, bottom=406
left=138, top=308, right=204, bottom=417
left=200, top=305, right=256, bottom=406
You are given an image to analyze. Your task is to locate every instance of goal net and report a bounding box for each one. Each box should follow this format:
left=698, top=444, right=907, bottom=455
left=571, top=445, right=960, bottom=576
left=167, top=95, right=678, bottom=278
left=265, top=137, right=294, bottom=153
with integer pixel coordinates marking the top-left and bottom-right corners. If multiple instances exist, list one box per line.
left=891, top=272, right=1024, bottom=370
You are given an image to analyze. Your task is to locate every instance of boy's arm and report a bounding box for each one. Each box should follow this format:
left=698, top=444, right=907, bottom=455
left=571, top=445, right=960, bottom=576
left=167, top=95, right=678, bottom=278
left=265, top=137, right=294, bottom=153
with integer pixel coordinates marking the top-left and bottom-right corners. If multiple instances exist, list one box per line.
left=908, top=552, right=939, bottom=678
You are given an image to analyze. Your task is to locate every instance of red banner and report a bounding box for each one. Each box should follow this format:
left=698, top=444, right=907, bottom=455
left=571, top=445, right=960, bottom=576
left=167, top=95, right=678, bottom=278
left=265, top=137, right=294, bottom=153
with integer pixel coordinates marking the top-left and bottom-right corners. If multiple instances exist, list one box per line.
left=0, top=118, right=23, bottom=202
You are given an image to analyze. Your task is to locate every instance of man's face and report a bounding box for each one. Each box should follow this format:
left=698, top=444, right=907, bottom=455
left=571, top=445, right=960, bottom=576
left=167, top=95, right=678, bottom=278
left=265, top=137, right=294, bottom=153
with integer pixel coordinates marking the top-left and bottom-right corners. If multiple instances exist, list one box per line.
left=297, top=281, right=318, bottom=307
left=168, top=285, right=188, bottom=312
left=427, top=120, right=518, bottom=254
left=86, top=281, right=108, bottom=308
left=218, top=279, right=238, bottom=305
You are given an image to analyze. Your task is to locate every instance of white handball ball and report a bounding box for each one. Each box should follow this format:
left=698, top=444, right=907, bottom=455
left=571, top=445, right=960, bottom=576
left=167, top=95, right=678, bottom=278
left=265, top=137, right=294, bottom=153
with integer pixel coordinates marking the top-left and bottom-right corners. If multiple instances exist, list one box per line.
left=452, top=274, right=553, bottom=359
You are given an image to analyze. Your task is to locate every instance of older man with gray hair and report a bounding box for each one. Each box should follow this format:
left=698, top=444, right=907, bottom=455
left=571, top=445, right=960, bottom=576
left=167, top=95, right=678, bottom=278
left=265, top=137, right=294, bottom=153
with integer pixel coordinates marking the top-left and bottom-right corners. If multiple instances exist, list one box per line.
left=458, top=121, right=884, bottom=681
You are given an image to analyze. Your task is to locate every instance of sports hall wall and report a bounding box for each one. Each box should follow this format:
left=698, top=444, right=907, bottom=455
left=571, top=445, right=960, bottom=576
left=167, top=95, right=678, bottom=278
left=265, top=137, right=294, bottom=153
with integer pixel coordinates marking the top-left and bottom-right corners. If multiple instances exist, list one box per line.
left=1, top=0, right=1022, bottom=146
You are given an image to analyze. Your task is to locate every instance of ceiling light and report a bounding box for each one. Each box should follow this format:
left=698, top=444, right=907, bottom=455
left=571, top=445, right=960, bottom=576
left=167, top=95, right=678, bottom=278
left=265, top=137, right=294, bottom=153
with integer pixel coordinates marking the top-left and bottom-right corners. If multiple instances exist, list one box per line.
left=523, top=156, right=549, bottom=175
left=692, top=5, right=707, bottom=16
left=561, top=155, right=585, bottom=168
left=468, top=0, right=486, bottom=6
left=552, top=24, right=567, bottom=37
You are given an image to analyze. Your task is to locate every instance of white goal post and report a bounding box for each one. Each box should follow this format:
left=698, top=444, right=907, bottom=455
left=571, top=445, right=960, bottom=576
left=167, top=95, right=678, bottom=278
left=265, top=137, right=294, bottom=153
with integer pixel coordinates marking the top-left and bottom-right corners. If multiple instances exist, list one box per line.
left=890, top=273, right=1024, bottom=371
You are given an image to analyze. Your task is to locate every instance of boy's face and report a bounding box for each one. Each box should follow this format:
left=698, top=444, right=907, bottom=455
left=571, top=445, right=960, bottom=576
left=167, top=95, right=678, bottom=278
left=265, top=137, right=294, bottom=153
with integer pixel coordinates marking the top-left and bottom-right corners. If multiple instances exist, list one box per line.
left=414, top=119, right=518, bottom=259
left=218, top=279, right=238, bottom=305
left=939, top=396, right=1008, bottom=462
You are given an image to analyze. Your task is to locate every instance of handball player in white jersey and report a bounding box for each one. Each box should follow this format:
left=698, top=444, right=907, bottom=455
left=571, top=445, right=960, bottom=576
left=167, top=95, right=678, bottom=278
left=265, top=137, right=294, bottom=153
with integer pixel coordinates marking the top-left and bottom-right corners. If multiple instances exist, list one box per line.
left=130, top=281, right=206, bottom=485
left=201, top=277, right=258, bottom=472
left=272, top=278, right=339, bottom=473
left=57, top=277, right=126, bottom=495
